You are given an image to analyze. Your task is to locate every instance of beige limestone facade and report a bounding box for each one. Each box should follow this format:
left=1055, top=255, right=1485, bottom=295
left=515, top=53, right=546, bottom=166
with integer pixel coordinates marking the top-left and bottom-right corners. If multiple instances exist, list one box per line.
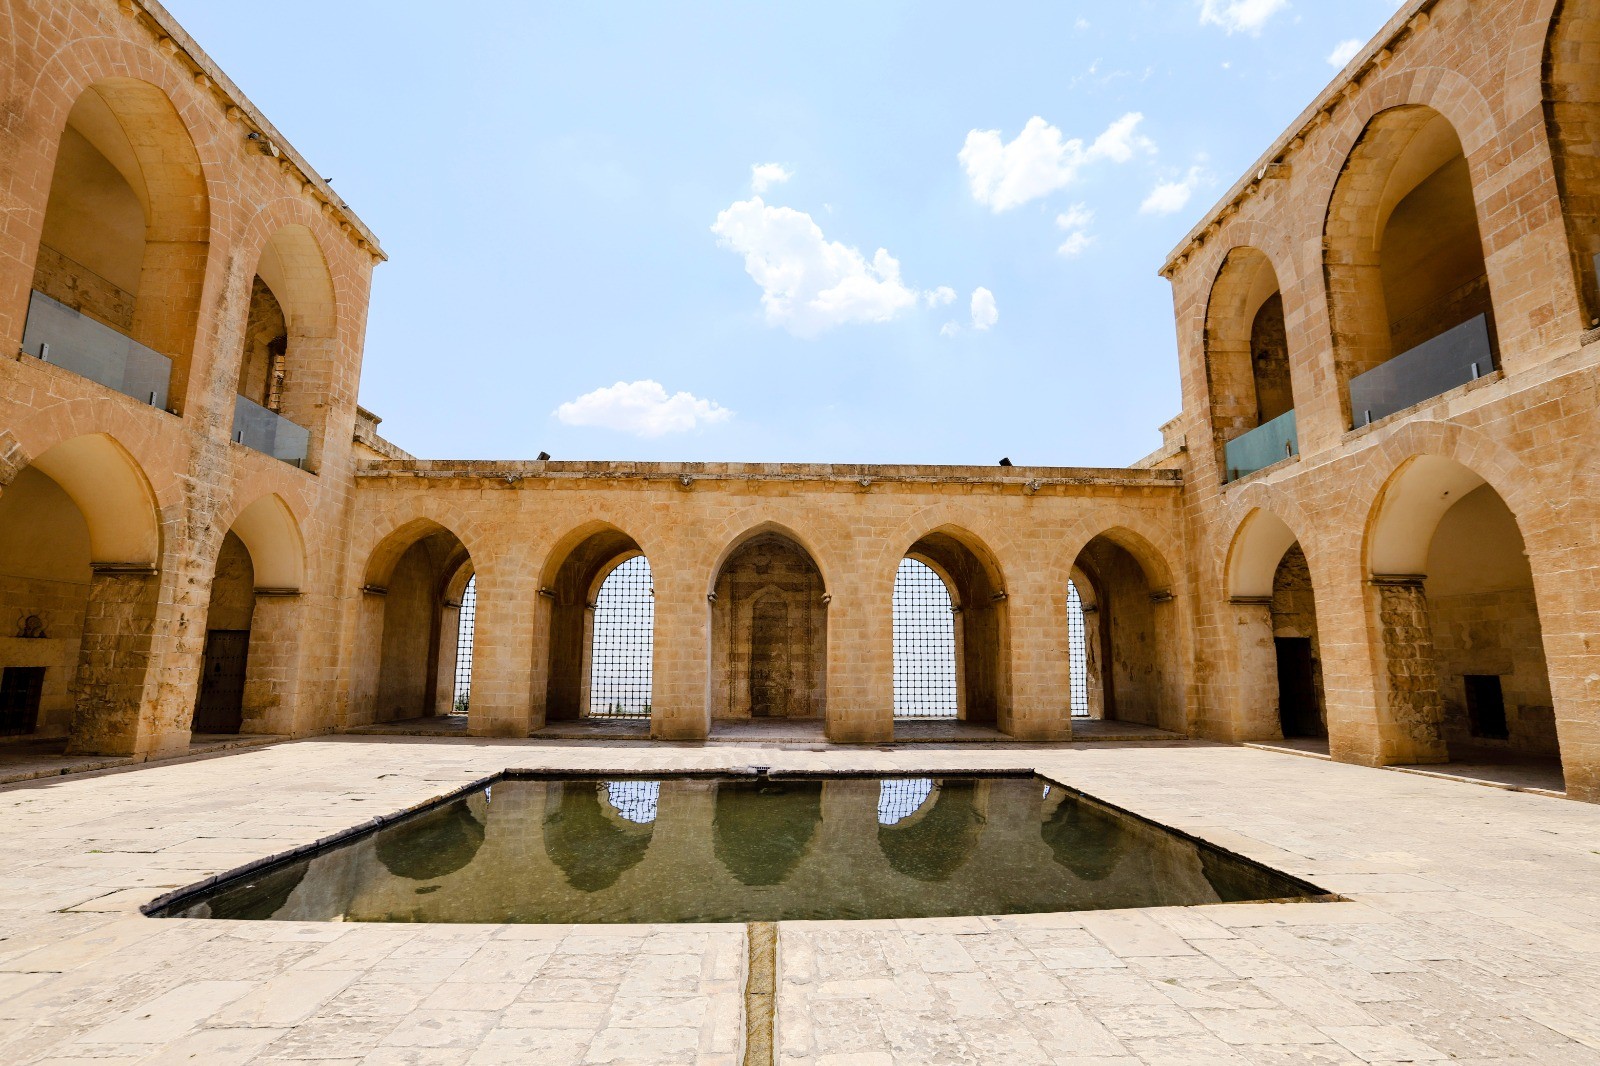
left=5, top=0, right=1600, bottom=798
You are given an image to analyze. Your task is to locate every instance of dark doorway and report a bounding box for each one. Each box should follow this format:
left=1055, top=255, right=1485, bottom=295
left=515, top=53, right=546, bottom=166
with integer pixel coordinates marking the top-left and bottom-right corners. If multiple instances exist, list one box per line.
left=0, top=666, right=45, bottom=736
left=1275, top=637, right=1324, bottom=738
left=1464, top=675, right=1510, bottom=740
left=194, top=630, right=250, bottom=734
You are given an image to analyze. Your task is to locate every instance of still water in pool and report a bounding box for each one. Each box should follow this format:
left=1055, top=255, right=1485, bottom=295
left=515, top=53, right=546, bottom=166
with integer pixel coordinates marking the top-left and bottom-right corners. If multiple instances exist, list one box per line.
left=155, top=775, right=1319, bottom=924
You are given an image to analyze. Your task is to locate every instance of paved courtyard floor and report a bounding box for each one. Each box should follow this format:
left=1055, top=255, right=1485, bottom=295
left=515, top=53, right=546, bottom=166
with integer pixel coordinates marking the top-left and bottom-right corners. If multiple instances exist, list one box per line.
left=3, top=735, right=1600, bottom=1064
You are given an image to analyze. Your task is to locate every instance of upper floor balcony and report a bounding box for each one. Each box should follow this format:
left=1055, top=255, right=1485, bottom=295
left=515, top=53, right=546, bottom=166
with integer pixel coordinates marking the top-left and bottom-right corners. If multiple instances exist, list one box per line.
left=19, top=290, right=171, bottom=410
left=232, top=396, right=310, bottom=469
left=1224, top=409, right=1298, bottom=484
left=1349, top=314, right=1494, bottom=428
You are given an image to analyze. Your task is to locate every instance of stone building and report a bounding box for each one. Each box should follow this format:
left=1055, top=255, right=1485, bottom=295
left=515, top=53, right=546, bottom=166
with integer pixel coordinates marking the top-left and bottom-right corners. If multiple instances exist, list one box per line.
left=2, top=0, right=1599, bottom=800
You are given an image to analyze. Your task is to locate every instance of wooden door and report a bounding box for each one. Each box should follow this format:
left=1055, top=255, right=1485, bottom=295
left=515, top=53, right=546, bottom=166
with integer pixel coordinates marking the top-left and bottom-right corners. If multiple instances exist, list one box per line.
left=193, top=630, right=250, bottom=734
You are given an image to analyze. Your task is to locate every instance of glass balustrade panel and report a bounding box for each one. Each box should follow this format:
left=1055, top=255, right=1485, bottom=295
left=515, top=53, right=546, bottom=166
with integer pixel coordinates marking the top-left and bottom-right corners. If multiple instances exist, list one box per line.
left=1224, top=408, right=1298, bottom=483
left=19, top=290, right=170, bottom=409
left=1348, top=314, right=1494, bottom=427
left=232, top=396, right=310, bottom=468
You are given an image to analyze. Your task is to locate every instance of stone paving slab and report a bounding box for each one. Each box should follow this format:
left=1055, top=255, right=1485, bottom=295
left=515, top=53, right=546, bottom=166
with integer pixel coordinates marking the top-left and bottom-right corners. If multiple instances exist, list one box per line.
left=0, top=736, right=1598, bottom=1063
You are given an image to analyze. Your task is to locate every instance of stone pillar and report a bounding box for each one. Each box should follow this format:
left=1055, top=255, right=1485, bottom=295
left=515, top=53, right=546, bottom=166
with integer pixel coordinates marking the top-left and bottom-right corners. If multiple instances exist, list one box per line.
left=1370, top=576, right=1448, bottom=765
left=1228, top=597, right=1283, bottom=742
left=66, top=566, right=161, bottom=756
left=650, top=561, right=709, bottom=741
left=433, top=599, right=462, bottom=717
left=824, top=564, right=893, bottom=744
left=344, top=587, right=387, bottom=728
left=241, top=592, right=303, bottom=736
left=1002, top=578, right=1072, bottom=741
left=467, top=565, right=535, bottom=738
left=1082, top=604, right=1106, bottom=720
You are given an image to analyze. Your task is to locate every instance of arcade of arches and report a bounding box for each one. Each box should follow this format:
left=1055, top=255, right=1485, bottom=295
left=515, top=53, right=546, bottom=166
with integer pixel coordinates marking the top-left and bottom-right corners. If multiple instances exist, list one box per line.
left=6, top=0, right=1600, bottom=808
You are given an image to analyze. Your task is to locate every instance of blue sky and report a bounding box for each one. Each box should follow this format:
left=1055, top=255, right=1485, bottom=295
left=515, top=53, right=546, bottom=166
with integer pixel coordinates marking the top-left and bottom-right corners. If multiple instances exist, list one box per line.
left=165, top=0, right=1403, bottom=467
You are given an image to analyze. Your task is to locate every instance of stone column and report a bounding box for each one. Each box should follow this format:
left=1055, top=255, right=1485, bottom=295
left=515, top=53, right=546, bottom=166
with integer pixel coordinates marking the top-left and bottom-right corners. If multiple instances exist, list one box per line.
left=241, top=590, right=304, bottom=736
left=66, top=566, right=161, bottom=756
left=467, top=563, right=535, bottom=738
left=1228, top=597, right=1283, bottom=742
left=433, top=599, right=462, bottom=717
left=1002, top=577, right=1072, bottom=741
left=650, top=560, right=709, bottom=741
left=1370, top=576, right=1447, bottom=765
left=824, top=563, right=893, bottom=744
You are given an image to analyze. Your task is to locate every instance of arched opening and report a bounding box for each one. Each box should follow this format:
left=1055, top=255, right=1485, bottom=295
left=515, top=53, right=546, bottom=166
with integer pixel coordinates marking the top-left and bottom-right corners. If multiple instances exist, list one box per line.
left=711, top=531, right=826, bottom=725
left=352, top=522, right=473, bottom=727
left=1068, top=532, right=1181, bottom=732
left=1367, top=457, right=1563, bottom=788
left=893, top=532, right=1008, bottom=729
left=231, top=226, right=336, bottom=470
left=1225, top=511, right=1329, bottom=745
left=1546, top=0, right=1600, bottom=323
left=876, top=779, right=984, bottom=883
left=1205, top=248, right=1298, bottom=482
left=191, top=494, right=307, bottom=740
left=1325, top=106, right=1496, bottom=428
left=0, top=434, right=161, bottom=755
left=540, top=527, right=653, bottom=723
left=21, top=80, right=210, bottom=412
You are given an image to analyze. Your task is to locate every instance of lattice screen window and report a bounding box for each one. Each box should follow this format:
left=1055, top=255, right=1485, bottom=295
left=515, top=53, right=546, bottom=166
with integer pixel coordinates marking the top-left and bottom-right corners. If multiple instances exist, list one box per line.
left=590, top=555, right=654, bottom=718
left=1068, top=580, right=1089, bottom=718
left=452, top=576, right=475, bottom=714
left=892, top=558, right=959, bottom=719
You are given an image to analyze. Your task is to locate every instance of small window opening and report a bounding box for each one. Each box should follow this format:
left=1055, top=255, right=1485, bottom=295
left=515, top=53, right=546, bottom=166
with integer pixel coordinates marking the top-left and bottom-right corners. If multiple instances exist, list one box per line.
left=1067, top=581, right=1090, bottom=718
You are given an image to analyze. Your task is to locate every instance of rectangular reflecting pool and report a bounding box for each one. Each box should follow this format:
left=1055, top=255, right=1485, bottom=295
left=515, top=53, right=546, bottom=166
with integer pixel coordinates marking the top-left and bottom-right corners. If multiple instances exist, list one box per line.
left=146, top=773, right=1328, bottom=924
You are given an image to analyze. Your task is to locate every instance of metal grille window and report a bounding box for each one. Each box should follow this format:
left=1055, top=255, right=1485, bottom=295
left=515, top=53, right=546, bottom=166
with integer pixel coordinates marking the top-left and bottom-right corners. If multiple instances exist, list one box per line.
left=893, top=558, right=959, bottom=719
left=1067, top=580, right=1089, bottom=718
left=605, top=780, right=660, bottom=824
left=589, top=555, right=654, bottom=718
left=877, top=778, right=935, bottom=825
left=452, top=576, right=475, bottom=715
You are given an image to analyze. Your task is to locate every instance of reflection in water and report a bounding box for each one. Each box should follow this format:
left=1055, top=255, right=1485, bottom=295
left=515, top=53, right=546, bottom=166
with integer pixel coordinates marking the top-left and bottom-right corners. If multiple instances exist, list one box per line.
left=543, top=782, right=653, bottom=891
left=877, top=778, right=935, bottom=826
left=878, top=780, right=984, bottom=883
left=1040, top=790, right=1128, bottom=882
left=605, top=780, right=660, bottom=824
left=713, top=780, right=823, bottom=886
left=375, top=802, right=485, bottom=881
left=159, top=774, right=1322, bottom=925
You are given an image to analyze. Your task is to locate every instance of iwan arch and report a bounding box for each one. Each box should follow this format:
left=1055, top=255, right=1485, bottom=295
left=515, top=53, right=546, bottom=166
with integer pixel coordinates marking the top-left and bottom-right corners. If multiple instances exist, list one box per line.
left=4, top=0, right=1600, bottom=800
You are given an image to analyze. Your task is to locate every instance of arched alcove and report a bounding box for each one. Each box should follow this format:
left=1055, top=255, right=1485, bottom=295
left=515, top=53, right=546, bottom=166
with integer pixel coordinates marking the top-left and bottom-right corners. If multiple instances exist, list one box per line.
left=23, top=79, right=210, bottom=413
left=893, top=530, right=1008, bottom=730
left=711, top=531, right=827, bottom=723
left=1068, top=530, right=1180, bottom=732
left=539, top=526, right=653, bottom=722
left=1205, top=248, right=1298, bottom=482
left=0, top=434, right=162, bottom=754
left=1325, top=106, right=1496, bottom=428
left=352, top=521, right=474, bottom=727
left=1365, top=456, right=1562, bottom=780
left=231, top=225, right=337, bottom=470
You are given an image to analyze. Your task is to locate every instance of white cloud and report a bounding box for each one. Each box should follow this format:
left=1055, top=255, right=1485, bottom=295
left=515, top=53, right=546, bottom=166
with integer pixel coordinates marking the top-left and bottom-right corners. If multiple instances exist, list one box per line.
left=959, top=113, right=1153, bottom=212
left=1199, top=0, right=1289, bottom=35
left=940, top=321, right=961, bottom=338
left=1327, top=39, right=1362, bottom=68
left=555, top=380, right=731, bottom=437
left=1055, top=204, right=1095, bottom=258
left=925, top=286, right=957, bottom=308
left=1141, top=165, right=1209, bottom=216
left=711, top=196, right=922, bottom=337
left=971, top=288, right=998, bottom=331
left=750, top=162, right=793, bottom=193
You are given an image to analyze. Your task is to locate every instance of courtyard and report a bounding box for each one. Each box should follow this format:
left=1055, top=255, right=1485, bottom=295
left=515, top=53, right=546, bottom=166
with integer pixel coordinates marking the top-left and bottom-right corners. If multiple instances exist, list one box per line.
left=3, top=737, right=1599, bottom=1064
